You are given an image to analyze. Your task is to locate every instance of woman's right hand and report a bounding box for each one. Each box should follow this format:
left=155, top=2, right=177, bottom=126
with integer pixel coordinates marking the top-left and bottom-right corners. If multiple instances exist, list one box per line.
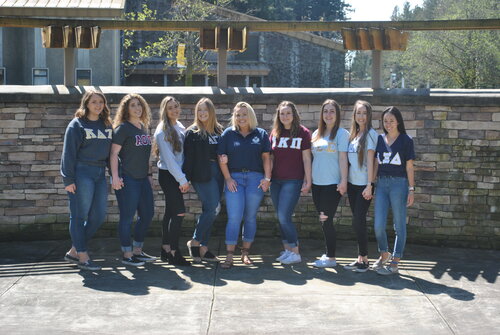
left=218, top=154, right=228, bottom=164
left=225, top=177, right=238, bottom=192
left=112, top=176, right=124, bottom=190
left=179, top=182, right=190, bottom=193
left=65, top=184, right=76, bottom=194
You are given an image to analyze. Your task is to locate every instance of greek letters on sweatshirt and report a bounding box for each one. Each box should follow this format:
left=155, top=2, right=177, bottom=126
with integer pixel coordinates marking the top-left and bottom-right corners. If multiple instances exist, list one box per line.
left=60, top=117, right=112, bottom=186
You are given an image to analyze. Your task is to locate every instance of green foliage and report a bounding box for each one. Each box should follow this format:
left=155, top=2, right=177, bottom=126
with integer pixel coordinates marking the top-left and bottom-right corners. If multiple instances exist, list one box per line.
left=124, top=0, right=230, bottom=85
left=386, top=0, right=499, bottom=88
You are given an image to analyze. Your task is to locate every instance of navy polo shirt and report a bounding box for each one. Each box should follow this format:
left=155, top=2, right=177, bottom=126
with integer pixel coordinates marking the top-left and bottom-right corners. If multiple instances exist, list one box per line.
left=375, top=133, right=415, bottom=178
left=217, top=127, right=271, bottom=173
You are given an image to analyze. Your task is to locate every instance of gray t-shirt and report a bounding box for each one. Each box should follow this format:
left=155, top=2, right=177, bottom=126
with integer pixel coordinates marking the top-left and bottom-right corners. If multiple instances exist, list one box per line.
left=348, top=128, right=378, bottom=186
left=112, top=121, right=152, bottom=179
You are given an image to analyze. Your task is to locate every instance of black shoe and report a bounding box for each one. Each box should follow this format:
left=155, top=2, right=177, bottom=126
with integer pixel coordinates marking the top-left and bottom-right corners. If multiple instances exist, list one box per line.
left=133, top=251, right=157, bottom=263
left=354, top=261, right=370, bottom=273
left=160, top=248, right=171, bottom=262
left=201, top=250, right=220, bottom=262
left=186, top=240, right=201, bottom=263
left=64, top=253, right=79, bottom=264
left=171, top=251, right=191, bottom=266
left=122, top=257, right=145, bottom=267
left=78, top=260, right=101, bottom=271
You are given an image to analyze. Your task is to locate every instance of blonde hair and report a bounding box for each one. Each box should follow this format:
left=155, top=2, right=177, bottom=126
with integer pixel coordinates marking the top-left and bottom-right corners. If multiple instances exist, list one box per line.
left=312, top=99, right=341, bottom=143
left=157, top=96, right=182, bottom=153
left=230, top=101, right=258, bottom=131
left=349, top=100, right=374, bottom=167
left=113, top=93, right=151, bottom=129
left=188, top=97, right=223, bottom=137
left=74, top=90, right=112, bottom=127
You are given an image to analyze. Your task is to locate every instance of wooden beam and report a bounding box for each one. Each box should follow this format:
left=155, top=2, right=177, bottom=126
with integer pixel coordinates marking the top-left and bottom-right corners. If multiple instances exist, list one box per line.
left=0, top=17, right=498, bottom=32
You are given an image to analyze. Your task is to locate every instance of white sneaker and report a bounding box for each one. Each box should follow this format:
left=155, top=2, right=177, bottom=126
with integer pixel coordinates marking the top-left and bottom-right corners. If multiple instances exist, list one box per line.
left=215, top=202, right=221, bottom=216
left=276, top=250, right=291, bottom=262
left=313, top=255, right=337, bottom=268
left=281, top=252, right=301, bottom=264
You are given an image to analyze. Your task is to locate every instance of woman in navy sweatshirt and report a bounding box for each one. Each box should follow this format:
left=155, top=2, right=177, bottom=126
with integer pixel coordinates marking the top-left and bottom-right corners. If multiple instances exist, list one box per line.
left=61, top=90, right=112, bottom=271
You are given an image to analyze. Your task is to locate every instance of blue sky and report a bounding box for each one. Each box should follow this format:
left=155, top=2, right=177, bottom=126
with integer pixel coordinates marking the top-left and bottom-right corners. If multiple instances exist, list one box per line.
left=344, top=0, right=424, bottom=21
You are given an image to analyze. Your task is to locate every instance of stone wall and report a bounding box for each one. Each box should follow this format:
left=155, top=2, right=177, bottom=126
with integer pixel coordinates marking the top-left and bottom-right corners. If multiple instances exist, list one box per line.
left=0, top=86, right=499, bottom=249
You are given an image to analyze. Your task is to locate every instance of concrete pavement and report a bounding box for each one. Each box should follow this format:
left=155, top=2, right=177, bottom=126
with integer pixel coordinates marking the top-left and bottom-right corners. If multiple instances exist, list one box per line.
left=0, top=237, right=498, bottom=334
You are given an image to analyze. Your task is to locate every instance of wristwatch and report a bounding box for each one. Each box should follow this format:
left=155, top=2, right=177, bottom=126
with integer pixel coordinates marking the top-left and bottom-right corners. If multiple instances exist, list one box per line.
left=264, top=177, right=271, bottom=182
left=408, top=186, right=415, bottom=191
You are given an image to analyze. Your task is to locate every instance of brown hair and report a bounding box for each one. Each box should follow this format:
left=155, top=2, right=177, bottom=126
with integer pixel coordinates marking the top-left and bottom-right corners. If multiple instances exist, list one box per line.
left=312, top=99, right=341, bottom=142
left=349, top=100, right=374, bottom=166
left=272, top=101, right=301, bottom=138
left=113, top=93, right=151, bottom=129
left=74, top=90, right=112, bottom=127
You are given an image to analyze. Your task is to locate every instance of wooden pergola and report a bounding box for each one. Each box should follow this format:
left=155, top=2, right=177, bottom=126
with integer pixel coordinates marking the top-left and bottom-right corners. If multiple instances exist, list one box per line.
left=1, top=16, right=499, bottom=88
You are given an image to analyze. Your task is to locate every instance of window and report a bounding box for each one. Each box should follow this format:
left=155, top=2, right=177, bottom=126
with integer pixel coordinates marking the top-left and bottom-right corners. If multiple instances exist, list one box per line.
left=76, top=69, right=92, bottom=86
left=0, top=68, right=5, bottom=85
left=32, top=68, right=49, bottom=85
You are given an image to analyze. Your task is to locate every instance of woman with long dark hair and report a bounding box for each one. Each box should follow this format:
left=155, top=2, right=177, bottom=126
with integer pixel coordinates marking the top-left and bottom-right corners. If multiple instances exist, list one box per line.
left=372, top=106, right=416, bottom=275
left=270, top=101, right=312, bottom=265
left=61, top=90, right=112, bottom=270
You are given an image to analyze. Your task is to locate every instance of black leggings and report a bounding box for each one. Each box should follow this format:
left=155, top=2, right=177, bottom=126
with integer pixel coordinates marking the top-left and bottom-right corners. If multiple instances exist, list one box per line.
left=312, top=184, right=342, bottom=258
left=347, top=183, right=373, bottom=257
left=158, top=169, right=186, bottom=251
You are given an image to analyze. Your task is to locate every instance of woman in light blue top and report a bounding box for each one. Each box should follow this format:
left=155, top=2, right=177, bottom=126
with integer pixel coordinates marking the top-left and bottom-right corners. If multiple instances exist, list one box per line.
left=310, top=99, right=349, bottom=268
left=344, top=100, right=378, bottom=273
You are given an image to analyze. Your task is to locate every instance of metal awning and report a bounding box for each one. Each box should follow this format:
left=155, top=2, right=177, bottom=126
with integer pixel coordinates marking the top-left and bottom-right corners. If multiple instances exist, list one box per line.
left=0, top=0, right=125, bottom=18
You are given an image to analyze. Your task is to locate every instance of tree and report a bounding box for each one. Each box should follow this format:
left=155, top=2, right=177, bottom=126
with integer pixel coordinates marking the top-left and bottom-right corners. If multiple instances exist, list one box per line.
left=124, top=0, right=230, bottom=86
left=386, top=0, right=499, bottom=88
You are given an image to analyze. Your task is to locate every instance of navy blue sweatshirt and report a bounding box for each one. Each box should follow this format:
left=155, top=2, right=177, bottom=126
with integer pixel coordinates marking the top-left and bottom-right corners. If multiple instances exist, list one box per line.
left=60, top=117, right=112, bottom=186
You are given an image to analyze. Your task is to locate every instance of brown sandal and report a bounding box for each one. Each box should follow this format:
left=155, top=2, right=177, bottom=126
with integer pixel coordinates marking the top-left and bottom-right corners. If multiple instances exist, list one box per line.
left=221, top=252, right=234, bottom=269
left=241, top=248, right=253, bottom=265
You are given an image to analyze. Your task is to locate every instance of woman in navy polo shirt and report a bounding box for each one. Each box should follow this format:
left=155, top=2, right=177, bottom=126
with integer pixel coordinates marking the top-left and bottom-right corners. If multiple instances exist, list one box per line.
left=372, top=106, right=415, bottom=275
left=217, top=102, right=272, bottom=269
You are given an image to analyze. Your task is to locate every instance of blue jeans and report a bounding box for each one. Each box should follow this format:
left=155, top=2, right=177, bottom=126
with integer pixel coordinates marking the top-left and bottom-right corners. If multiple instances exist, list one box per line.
left=224, top=171, right=264, bottom=245
left=192, top=161, right=224, bottom=246
left=115, top=174, right=154, bottom=252
left=67, top=163, right=108, bottom=253
left=374, top=176, right=409, bottom=258
left=270, top=179, right=303, bottom=248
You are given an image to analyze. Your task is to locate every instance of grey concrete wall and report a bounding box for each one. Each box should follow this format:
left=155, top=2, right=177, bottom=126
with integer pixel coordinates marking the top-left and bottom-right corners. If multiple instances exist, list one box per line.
left=0, top=86, right=499, bottom=249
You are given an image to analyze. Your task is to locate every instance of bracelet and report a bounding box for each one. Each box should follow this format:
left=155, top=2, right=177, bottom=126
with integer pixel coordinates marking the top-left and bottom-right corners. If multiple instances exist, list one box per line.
left=147, top=173, right=153, bottom=177
left=408, top=186, right=415, bottom=191
left=264, top=177, right=271, bottom=182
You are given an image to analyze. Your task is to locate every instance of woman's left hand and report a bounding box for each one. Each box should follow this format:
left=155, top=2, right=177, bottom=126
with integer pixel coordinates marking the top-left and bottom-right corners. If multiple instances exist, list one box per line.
left=258, top=179, right=271, bottom=192
left=300, top=181, right=311, bottom=195
left=362, top=184, right=373, bottom=200
left=407, top=192, right=414, bottom=207
left=337, top=181, right=347, bottom=196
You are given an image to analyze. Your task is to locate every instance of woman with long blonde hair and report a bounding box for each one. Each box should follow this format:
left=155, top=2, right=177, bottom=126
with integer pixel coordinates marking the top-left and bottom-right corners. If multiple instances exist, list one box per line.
left=154, top=96, right=191, bottom=266
left=110, top=93, right=156, bottom=267
left=183, top=98, right=224, bottom=263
